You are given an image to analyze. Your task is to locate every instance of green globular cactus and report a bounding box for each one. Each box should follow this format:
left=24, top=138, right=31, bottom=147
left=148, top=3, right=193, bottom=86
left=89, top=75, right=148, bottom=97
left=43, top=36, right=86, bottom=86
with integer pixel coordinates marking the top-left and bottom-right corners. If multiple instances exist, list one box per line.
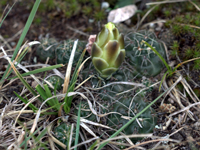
left=99, top=64, right=139, bottom=102
left=56, top=40, right=86, bottom=65
left=36, top=38, right=58, bottom=61
left=125, top=30, right=166, bottom=77
left=46, top=75, right=64, bottom=90
left=107, top=94, right=157, bottom=143
left=54, top=123, right=75, bottom=149
left=91, top=22, right=126, bottom=78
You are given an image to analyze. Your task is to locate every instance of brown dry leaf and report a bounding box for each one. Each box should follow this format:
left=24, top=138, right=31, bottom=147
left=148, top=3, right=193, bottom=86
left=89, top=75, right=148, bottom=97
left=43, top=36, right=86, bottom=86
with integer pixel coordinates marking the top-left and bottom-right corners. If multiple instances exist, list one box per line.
left=108, top=5, right=137, bottom=23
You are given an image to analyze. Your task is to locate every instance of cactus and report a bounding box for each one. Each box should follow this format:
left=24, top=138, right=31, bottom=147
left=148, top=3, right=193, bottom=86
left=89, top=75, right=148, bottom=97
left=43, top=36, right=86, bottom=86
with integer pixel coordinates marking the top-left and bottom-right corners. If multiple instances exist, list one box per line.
left=100, top=63, right=139, bottom=102
left=125, top=30, right=166, bottom=77
left=46, top=75, right=64, bottom=90
left=36, top=38, right=86, bottom=65
left=56, top=40, right=86, bottom=66
left=54, top=123, right=76, bottom=149
left=107, top=94, right=157, bottom=143
left=91, top=22, right=125, bottom=78
left=36, top=38, right=58, bottom=61
left=81, top=57, right=157, bottom=144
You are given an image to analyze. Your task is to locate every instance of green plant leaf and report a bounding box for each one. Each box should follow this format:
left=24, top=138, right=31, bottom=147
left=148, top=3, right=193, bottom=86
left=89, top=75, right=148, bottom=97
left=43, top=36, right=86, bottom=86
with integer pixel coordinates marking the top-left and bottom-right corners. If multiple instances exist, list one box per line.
left=35, top=84, right=60, bottom=110
left=20, top=126, right=43, bottom=148
left=8, top=64, right=64, bottom=80
left=142, top=40, right=171, bottom=72
left=0, top=2, right=16, bottom=27
left=74, top=102, right=81, bottom=150
left=0, top=0, right=41, bottom=85
left=14, top=91, right=38, bottom=112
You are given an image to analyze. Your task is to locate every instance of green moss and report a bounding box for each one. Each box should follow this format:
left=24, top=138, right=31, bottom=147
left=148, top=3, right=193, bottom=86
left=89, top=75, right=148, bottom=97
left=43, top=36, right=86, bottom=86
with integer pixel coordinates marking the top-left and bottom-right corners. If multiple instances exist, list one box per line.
left=37, top=3, right=46, bottom=13
left=193, top=59, right=200, bottom=70
left=185, top=14, right=191, bottom=21
left=93, top=11, right=106, bottom=21
left=182, top=25, right=191, bottom=34
left=0, top=0, right=7, bottom=6
left=171, top=25, right=182, bottom=36
left=33, top=17, right=42, bottom=25
left=195, top=20, right=200, bottom=26
left=193, top=50, right=200, bottom=58
left=27, top=0, right=107, bottom=22
left=164, top=10, right=171, bottom=18
left=193, top=88, right=200, bottom=98
left=195, top=43, right=200, bottom=51
left=164, top=20, right=172, bottom=28
left=82, top=6, right=92, bottom=16
left=64, top=11, right=73, bottom=18
left=46, top=0, right=56, bottom=10
left=171, top=41, right=179, bottom=49
left=171, top=48, right=177, bottom=57
left=184, top=48, right=194, bottom=59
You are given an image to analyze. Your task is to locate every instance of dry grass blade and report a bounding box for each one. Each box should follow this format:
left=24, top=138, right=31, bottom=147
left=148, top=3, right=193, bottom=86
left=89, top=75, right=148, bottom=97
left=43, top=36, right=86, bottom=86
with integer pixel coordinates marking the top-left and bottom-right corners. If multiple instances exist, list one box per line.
left=74, top=56, right=92, bottom=90
left=74, top=75, right=94, bottom=91
left=72, top=115, right=112, bottom=129
left=4, top=110, right=34, bottom=118
left=80, top=122, right=97, bottom=137
left=63, top=39, right=78, bottom=93
left=96, top=134, right=179, bottom=149
left=47, top=123, right=66, bottom=149
left=169, top=101, right=200, bottom=117
left=68, top=123, right=74, bottom=149
left=181, top=78, right=200, bottom=104
left=70, top=137, right=99, bottom=150
left=128, top=81, right=160, bottom=115
left=30, top=93, right=65, bottom=134
left=151, top=127, right=183, bottom=149
left=174, top=23, right=200, bottom=30
left=0, top=105, right=6, bottom=127
left=124, top=138, right=180, bottom=150
left=188, top=0, right=200, bottom=11
left=146, top=0, right=188, bottom=5
left=0, top=4, right=8, bottom=22
left=14, top=62, right=44, bottom=88
left=140, top=19, right=166, bottom=29
left=137, top=4, right=159, bottom=28
left=87, top=81, right=145, bottom=91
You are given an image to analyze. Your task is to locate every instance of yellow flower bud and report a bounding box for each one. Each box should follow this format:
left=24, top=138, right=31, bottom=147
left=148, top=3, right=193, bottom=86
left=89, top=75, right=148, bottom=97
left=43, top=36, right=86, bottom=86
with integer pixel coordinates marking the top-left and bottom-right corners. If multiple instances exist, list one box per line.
left=91, top=22, right=125, bottom=78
